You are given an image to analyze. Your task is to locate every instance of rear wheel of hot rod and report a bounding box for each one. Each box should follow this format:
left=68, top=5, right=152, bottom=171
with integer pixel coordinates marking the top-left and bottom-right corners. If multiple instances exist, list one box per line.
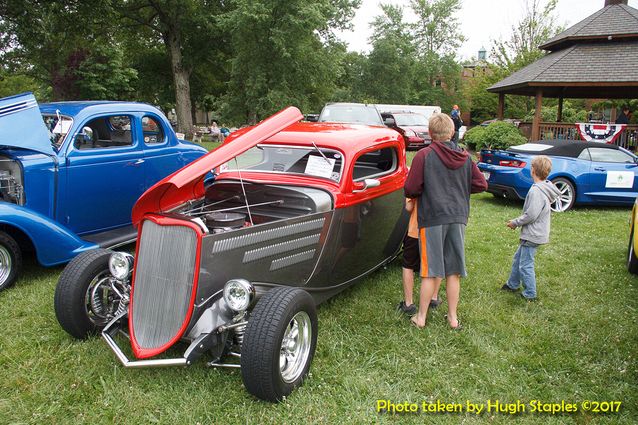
left=0, top=231, right=21, bottom=291
left=55, top=249, right=125, bottom=339
left=240, top=287, right=318, bottom=402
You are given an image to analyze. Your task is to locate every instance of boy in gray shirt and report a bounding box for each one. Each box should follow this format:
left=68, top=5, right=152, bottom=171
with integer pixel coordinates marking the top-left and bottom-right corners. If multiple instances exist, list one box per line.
left=502, top=155, right=560, bottom=300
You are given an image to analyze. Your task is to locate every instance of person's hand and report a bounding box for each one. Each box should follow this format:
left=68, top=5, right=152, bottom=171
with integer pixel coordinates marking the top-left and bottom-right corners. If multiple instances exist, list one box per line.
left=506, top=220, right=516, bottom=229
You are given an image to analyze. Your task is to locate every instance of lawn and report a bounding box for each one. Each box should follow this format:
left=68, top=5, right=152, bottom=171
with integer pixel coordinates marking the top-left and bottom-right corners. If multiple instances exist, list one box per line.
left=0, top=146, right=636, bottom=424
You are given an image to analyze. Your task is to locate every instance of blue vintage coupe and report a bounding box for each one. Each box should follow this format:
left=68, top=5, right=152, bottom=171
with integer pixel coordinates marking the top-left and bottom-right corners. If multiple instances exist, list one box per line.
left=0, top=93, right=207, bottom=290
left=478, top=140, right=638, bottom=211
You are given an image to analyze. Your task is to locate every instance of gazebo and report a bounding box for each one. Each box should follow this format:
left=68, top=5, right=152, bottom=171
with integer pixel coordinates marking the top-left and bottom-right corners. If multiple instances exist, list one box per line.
left=488, top=0, right=638, bottom=144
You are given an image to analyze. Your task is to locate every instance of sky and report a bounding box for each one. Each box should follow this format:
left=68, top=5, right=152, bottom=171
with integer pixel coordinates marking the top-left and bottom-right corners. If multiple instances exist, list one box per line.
left=338, top=0, right=638, bottom=60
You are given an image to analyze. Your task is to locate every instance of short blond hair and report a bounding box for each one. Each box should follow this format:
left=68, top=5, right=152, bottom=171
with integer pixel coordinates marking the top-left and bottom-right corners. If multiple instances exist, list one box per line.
left=532, top=155, right=552, bottom=180
left=429, top=113, right=455, bottom=142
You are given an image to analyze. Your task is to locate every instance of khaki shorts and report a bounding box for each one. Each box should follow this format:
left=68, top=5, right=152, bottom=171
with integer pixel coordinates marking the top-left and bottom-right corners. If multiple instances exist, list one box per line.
left=418, top=224, right=467, bottom=278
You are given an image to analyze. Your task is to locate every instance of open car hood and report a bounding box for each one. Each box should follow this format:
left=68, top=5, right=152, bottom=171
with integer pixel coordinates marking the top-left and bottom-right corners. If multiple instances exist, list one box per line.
left=132, top=106, right=304, bottom=225
left=0, top=93, right=55, bottom=156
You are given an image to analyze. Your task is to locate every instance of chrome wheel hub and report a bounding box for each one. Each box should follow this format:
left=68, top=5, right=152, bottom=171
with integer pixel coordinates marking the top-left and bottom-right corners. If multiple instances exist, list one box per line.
left=551, top=181, right=573, bottom=212
left=279, top=311, right=312, bottom=383
left=85, top=272, right=128, bottom=327
left=0, top=245, right=11, bottom=286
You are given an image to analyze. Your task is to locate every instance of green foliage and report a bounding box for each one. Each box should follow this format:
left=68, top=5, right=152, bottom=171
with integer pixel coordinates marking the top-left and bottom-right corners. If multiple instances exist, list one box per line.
left=464, top=121, right=527, bottom=151
left=524, top=101, right=588, bottom=123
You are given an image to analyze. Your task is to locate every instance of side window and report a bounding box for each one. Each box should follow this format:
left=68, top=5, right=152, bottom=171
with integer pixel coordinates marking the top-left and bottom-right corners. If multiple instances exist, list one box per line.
left=577, top=148, right=591, bottom=161
left=588, top=147, right=634, bottom=163
left=142, top=116, right=165, bottom=144
left=352, top=147, right=398, bottom=181
left=74, top=115, right=133, bottom=150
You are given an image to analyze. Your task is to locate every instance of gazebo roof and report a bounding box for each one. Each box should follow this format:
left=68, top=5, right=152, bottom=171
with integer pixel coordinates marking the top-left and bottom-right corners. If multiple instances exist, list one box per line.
left=487, top=40, right=638, bottom=98
left=487, top=2, right=638, bottom=98
left=540, top=3, right=638, bottom=51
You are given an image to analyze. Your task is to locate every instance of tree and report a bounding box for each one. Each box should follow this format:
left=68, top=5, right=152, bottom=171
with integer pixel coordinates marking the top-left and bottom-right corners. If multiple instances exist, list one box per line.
left=491, top=0, right=563, bottom=70
left=0, top=0, right=137, bottom=100
left=363, top=4, right=416, bottom=103
left=221, top=0, right=360, bottom=124
left=114, top=0, right=228, bottom=133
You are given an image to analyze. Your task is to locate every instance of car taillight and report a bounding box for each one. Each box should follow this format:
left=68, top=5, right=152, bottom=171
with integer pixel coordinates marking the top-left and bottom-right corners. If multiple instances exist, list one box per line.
left=480, top=153, right=493, bottom=163
left=499, top=160, right=526, bottom=168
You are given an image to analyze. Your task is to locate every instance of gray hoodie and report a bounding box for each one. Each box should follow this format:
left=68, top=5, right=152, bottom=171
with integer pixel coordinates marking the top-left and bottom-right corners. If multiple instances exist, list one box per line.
left=511, top=180, right=561, bottom=245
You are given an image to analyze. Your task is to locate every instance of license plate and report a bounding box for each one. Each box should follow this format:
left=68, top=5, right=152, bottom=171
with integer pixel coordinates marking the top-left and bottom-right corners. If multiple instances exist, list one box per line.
left=482, top=171, right=490, bottom=180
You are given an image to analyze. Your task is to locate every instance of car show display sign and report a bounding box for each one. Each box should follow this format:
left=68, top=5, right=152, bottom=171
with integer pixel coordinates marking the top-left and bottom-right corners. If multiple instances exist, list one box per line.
left=576, top=123, right=626, bottom=143
left=605, top=171, right=634, bottom=188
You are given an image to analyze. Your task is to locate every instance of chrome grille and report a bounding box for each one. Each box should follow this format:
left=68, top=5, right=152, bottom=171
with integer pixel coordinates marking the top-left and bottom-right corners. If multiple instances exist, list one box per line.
left=131, top=220, right=198, bottom=351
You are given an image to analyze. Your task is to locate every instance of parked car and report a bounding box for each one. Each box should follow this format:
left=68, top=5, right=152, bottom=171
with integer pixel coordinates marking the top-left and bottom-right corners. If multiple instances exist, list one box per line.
left=478, top=140, right=638, bottom=211
left=318, top=102, right=390, bottom=127
left=381, top=111, right=431, bottom=150
left=628, top=198, right=638, bottom=274
left=54, top=106, right=409, bottom=402
left=0, top=92, right=207, bottom=290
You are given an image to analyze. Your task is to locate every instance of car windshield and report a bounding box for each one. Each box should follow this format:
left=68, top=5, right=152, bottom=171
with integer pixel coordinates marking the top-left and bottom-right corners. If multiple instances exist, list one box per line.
left=319, top=105, right=382, bottom=126
left=394, top=114, right=428, bottom=126
left=42, top=114, right=73, bottom=150
left=220, top=145, right=343, bottom=182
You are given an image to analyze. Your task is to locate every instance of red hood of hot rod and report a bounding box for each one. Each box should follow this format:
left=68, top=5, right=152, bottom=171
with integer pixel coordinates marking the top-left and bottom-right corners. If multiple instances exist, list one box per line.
left=131, top=106, right=304, bottom=226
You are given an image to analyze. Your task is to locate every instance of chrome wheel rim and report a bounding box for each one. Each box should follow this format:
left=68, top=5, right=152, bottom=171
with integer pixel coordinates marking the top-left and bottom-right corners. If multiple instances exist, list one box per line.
left=84, top=272, right=122, bottom=327
left=551, top=181, right=573, bottom=212
left=0, top=245, right=12, bottom=286
left=279, top=311, right=312, bottom=384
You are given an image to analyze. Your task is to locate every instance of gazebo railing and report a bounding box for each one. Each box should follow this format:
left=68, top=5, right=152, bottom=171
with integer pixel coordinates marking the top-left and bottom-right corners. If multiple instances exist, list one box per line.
left=518, top=122, right=638, bottom=151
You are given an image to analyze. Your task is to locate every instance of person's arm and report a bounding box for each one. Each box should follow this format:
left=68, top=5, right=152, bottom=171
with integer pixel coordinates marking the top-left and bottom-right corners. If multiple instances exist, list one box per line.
left=510, top=188, right=544, bottom=227
left=404, top=151, right=426, bottom=198
left=470, top=161, right=488, bottom=193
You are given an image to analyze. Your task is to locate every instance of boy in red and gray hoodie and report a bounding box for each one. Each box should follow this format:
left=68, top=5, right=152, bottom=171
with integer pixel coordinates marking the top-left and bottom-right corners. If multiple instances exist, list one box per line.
left=404, top=113, right=487, bottom=329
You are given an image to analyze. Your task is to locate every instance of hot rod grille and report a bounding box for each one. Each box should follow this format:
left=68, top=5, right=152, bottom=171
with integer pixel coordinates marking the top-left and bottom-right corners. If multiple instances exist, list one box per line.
left=131, top=220, right=198, bottom=351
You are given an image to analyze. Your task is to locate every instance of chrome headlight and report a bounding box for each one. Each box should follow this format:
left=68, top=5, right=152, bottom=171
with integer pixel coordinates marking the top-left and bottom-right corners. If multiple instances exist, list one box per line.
left=223, top=279, right=254, bottom=312
left=109, top=252, right=134, bottom=280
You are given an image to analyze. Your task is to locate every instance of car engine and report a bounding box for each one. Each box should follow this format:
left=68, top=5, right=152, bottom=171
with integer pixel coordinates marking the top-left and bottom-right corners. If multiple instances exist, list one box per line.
left=0, top=156, right=24, bottom=205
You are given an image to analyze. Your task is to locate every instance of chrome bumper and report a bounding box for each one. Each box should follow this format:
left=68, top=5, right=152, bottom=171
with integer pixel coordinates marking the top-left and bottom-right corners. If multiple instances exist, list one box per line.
left=101, top=313, right=187, bottom=368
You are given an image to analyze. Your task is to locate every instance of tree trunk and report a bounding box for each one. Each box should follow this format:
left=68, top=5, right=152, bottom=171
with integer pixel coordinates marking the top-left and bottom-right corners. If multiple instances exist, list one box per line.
left=165, top=27, right=193, bottom=134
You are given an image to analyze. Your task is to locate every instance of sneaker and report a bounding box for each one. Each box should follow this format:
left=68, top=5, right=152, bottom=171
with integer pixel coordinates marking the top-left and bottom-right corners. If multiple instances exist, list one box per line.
left=520, top=294, right=538, bottom=302
left=501, top=284, right=517, bottom=292
left=429, top=298, right=442, bottom=308
left=396, top=301, right=417, bottom=315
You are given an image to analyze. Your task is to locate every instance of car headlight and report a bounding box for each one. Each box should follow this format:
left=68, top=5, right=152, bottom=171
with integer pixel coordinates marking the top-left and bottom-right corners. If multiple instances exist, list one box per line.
left=109, top=252, right=134, bottom=280
left=223, top=279, right=255, bottom=312
left=404, top=129, right=416, bottom=137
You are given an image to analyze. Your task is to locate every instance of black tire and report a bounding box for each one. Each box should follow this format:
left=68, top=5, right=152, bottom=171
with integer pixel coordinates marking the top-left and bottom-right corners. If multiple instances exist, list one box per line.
left=54, top=248, right=118, bottom=339
left=240, top=287, right=318, bottom=402
left=628, top=229, right=638, bottom=274
left=0, top=231, right=21, bottom=291
left=550, top=177, right=576, bottom=212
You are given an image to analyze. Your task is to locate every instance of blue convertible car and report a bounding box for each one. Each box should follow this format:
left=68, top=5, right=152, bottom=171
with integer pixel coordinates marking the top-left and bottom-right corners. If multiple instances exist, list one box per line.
left=478, top=140, right=638, bottom=211
left=0, top=93, right=207, bottom=290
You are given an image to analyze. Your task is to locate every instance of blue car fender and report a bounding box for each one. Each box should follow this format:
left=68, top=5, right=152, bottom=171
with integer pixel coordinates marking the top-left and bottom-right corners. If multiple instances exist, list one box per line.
left=0, top=203, right=98, bottom=267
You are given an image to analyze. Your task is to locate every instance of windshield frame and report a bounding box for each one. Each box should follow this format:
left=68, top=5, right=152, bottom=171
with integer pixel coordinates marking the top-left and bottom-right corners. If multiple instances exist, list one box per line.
left=42, top=113, right=74, bottom=152
left=219, top=143, right=345, bottom=183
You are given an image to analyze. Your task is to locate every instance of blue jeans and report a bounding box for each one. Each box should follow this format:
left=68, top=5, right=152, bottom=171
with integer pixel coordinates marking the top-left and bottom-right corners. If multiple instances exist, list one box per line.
left=506, top=242, right=538, bottom=299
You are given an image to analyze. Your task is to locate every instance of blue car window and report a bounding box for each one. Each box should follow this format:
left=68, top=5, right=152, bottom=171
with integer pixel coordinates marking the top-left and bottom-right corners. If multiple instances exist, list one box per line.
left=75, top=115, right=133, bottom=150
left=588, top=147, right=634, bottom=163
left=142, top=116, right=165, bottom=144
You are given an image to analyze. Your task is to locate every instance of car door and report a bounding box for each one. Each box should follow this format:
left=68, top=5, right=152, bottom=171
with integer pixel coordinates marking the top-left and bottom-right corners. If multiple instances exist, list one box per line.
left=138, top=114, right=190, bottom=188
left=585, top=147, right=638, bottom=203
left=62, top=114, right=146, bottom=234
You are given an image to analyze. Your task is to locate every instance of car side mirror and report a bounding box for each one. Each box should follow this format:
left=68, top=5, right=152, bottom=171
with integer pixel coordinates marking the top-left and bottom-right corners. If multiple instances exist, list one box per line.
left=353, top=178, right=381, bottom=193
left=305, top=114, right=319, bottom=122
left=384, top=117, right=396, bottom=126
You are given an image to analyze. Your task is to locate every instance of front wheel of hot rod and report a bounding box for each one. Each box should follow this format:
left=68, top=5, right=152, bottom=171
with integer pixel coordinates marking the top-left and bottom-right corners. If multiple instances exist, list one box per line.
left=240, top=287, right=318, bottom=402
left=54, top=249, right=125, bottom=339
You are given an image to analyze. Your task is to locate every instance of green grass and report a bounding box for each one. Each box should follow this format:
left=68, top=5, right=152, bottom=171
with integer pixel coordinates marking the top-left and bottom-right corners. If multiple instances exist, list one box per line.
left=0, top=146, right=636, bottom=423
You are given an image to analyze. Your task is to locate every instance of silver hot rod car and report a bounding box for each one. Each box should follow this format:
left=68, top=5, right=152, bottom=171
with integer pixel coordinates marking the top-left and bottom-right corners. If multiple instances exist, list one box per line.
left=55, top=107, right=409, bottom=401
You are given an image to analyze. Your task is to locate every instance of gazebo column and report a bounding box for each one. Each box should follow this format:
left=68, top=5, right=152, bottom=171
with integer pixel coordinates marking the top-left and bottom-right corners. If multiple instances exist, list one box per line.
left=531, top=89, right=543, bottom=141
left=497, top=93, right=505, bottom=120
left=557, top=96, right=563, bottom=122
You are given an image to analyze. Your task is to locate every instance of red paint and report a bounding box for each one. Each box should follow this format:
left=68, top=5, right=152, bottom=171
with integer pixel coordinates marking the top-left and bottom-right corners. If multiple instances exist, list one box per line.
left=132, top=107, right=305, bottom=226
left=128, top=214, right=204, bottom=359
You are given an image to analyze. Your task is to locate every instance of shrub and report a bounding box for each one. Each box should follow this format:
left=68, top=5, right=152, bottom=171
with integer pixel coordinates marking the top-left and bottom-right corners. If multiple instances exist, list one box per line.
left=464, top=121, right=526, bottom=151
